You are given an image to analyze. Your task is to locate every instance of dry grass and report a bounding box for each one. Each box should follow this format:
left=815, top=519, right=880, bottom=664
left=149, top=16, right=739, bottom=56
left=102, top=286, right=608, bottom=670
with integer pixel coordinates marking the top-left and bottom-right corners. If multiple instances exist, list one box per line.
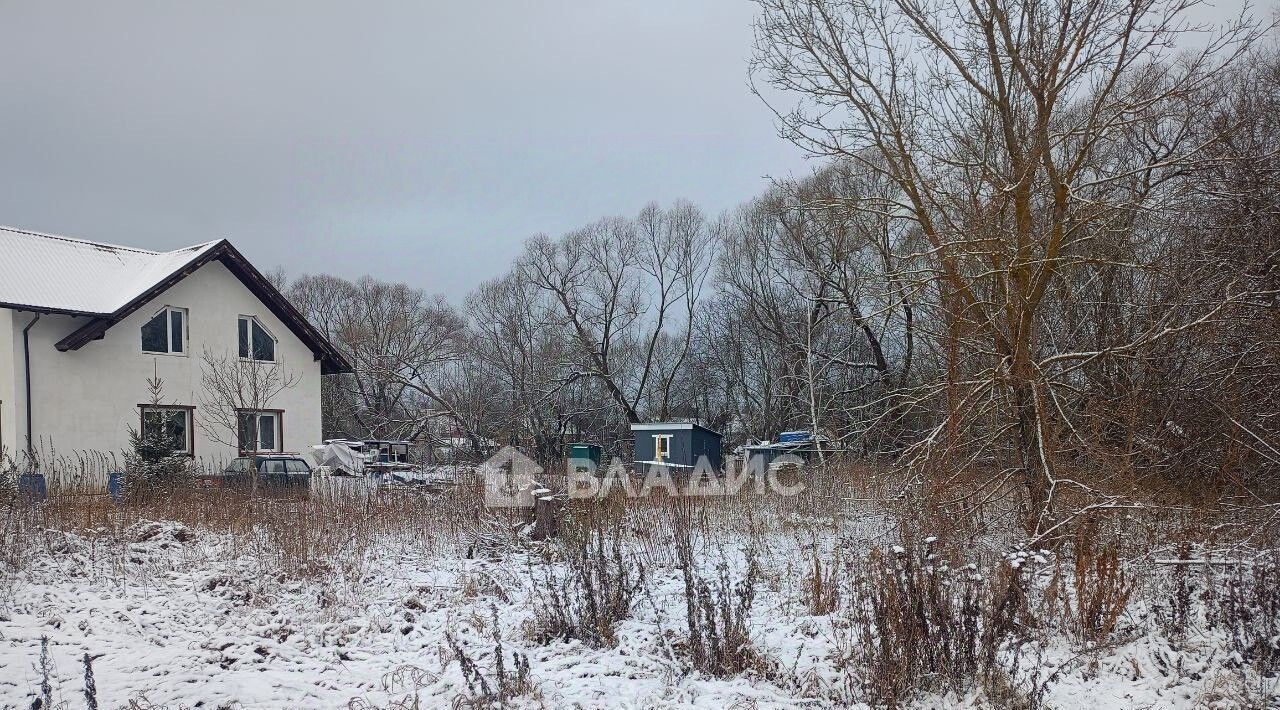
left=526, top=507, right=645, bottom=648
left=447, top=605, right=536, bottom=709
left=840, top=538, right=1012, bottom=707
left=4, top=457, right=1279, bottom=707
left=1, top=470, right=492, bottom=582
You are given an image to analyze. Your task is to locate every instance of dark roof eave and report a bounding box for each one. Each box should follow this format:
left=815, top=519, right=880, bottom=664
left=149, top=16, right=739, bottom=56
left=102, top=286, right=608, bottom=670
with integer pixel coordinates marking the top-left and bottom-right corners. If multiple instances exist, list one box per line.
left=215, top=247, right=354, bottom=374
left=321, top=358, right=353, bottom=375
left=1, top=302, right=109, bottom=318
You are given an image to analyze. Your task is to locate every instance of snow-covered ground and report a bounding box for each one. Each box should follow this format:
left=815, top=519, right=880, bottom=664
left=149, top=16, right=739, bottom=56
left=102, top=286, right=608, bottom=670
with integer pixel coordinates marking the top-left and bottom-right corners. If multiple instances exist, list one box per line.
left=1, top=509, right=1276, bottom=708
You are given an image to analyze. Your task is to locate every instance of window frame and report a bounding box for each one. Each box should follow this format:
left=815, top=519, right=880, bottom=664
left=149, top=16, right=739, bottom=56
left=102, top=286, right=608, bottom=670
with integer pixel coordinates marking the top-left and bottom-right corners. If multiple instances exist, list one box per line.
left=235, top=408, right=284, bottom=455
left=237, top=315, right=278, bottom=363
left=653, top=434, right=673, bottom=463
left=140, top=306, right=188, bottom=356
left=137, top=404, right=196, bottom=456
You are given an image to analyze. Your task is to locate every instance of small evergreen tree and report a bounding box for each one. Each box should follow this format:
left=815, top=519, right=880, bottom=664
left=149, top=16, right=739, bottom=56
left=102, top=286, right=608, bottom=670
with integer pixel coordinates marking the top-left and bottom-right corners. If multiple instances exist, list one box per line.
left=124, top=370, right=190, bottom=492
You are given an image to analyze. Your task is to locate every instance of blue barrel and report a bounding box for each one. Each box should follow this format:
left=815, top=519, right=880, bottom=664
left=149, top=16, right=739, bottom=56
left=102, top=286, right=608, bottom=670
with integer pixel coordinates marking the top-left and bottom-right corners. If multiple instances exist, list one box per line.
left=18, top=473, right=47, bottom=503
left=108, top=471, right=126, bottom=502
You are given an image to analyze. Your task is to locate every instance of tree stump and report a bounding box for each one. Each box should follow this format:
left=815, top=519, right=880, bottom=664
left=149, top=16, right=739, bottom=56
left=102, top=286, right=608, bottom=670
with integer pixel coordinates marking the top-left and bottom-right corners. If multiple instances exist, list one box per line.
left=531, top=488, right=563, bottom=540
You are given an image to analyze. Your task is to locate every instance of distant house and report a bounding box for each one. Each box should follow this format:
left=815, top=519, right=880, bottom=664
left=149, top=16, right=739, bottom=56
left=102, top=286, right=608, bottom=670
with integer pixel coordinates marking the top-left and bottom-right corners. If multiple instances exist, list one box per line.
left=631, top=422, right=722, bottom=473
left=0, top=226, right=351, bottom=464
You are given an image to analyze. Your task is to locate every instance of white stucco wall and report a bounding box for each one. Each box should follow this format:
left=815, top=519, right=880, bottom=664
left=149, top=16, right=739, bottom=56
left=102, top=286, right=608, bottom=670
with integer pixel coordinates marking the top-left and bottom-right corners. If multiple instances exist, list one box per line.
left=5, top=260, right=322, bottom=468
left=0, top=308, right=16, bottom=462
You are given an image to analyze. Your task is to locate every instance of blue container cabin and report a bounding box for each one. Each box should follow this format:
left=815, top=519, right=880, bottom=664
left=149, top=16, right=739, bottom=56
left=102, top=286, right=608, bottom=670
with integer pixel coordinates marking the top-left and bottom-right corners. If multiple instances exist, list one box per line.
left=631, top=422, right=722, bottom=474
left=744, top=442, right=810, bottom=470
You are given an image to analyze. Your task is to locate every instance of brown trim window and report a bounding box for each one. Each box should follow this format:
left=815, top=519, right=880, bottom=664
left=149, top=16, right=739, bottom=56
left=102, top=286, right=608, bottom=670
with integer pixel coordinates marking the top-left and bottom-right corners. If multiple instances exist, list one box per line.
left=236, top=409, right=283, bottom=454
left=141, top=306, right=187, bottom=355
left=237, top=315, right=277, bottom=362
left=139, top=405, right=195, bottom=456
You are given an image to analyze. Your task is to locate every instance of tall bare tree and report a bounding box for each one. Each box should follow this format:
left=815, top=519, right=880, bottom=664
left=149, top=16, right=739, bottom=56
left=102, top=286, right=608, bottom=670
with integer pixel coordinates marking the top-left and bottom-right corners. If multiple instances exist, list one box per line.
left=289, top=274, right=466, bottom=441
left=753, top=0, right=1266, bottom=533
left=714, top=165, right=920, bottom=446
left=520, top=201, right=713, bottom=424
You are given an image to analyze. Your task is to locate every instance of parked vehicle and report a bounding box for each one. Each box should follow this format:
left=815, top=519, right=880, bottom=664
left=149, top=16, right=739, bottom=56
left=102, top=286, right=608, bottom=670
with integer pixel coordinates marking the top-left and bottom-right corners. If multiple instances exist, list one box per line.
left=197, top=454, right=313, bottom=489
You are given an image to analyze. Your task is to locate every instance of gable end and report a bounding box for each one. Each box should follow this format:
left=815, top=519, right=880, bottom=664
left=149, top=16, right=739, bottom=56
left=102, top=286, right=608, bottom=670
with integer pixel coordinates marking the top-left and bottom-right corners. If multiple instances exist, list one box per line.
left=53, top=240, right=352, bottom=374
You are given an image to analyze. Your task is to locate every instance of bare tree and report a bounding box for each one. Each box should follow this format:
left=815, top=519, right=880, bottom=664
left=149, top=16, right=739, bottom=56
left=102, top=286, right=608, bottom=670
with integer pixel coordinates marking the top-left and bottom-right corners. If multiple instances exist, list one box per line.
left=753, top=0, right=1267, bottom=533
left=465, top=269, right=585, bottom=457
left=197, top=347, right=300, bottom=456
left=289, top=274, right=466, bottom=441
left=713, top=165, right=920, bottom=447
left=520, top=201, right=713, bottom=425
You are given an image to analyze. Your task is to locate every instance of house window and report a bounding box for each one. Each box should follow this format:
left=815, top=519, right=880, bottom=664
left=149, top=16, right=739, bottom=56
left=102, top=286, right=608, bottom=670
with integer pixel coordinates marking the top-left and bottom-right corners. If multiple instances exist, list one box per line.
left=141, top=307, right=186, bottom=354
left=237, top=410, right=282, bottom=453
left=140, top=406, right=193, bottom=456
left=238, top=316, right=277, bottom=362
left=653, top=434, right=672, bottom=463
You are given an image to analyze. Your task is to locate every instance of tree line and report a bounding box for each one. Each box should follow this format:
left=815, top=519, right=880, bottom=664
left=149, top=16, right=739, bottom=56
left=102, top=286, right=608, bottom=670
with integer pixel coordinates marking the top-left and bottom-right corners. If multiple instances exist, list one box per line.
left=286, top=0, right=1279, bottom=533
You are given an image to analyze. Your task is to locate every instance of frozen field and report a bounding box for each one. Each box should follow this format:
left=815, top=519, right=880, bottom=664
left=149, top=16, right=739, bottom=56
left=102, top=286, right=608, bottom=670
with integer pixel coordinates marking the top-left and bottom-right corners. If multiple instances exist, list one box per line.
left=1, top=482, right=1277, bottom=709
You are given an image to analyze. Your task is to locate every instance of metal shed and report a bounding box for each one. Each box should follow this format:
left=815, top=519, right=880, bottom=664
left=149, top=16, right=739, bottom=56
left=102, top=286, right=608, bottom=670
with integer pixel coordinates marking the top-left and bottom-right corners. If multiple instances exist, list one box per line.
left=631, top=422, right=722, bottom=474
left=566, top=442, right=603, bottom=473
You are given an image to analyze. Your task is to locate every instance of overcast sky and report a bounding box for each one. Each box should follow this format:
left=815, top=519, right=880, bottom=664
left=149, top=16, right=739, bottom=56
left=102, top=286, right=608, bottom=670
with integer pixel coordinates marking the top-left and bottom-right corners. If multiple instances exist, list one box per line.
left=0, top=1, right=811, bottom=301
left=0, top=1, right=1267, bottom=302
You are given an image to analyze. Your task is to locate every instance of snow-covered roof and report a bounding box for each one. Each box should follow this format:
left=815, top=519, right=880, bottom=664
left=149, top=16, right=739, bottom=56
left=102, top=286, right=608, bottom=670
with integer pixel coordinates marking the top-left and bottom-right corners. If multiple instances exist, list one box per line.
left=0, top=225, right=220, bottom=315
left=630, top=421, right=723, bottom=437
left=0, top=224, right=353, bottom=374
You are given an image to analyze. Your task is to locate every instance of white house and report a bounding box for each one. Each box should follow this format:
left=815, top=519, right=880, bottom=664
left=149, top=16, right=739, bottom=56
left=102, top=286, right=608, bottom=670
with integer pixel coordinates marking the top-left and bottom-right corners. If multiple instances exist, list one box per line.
left=0, top=225, right=351, bottom=467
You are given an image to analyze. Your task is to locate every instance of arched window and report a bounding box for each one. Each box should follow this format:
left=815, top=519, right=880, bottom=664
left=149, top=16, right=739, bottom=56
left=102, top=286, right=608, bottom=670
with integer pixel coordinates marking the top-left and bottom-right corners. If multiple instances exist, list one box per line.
left=237, top=315, right=277, bottom=362
left=141, top=307, right=186, bottom=354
